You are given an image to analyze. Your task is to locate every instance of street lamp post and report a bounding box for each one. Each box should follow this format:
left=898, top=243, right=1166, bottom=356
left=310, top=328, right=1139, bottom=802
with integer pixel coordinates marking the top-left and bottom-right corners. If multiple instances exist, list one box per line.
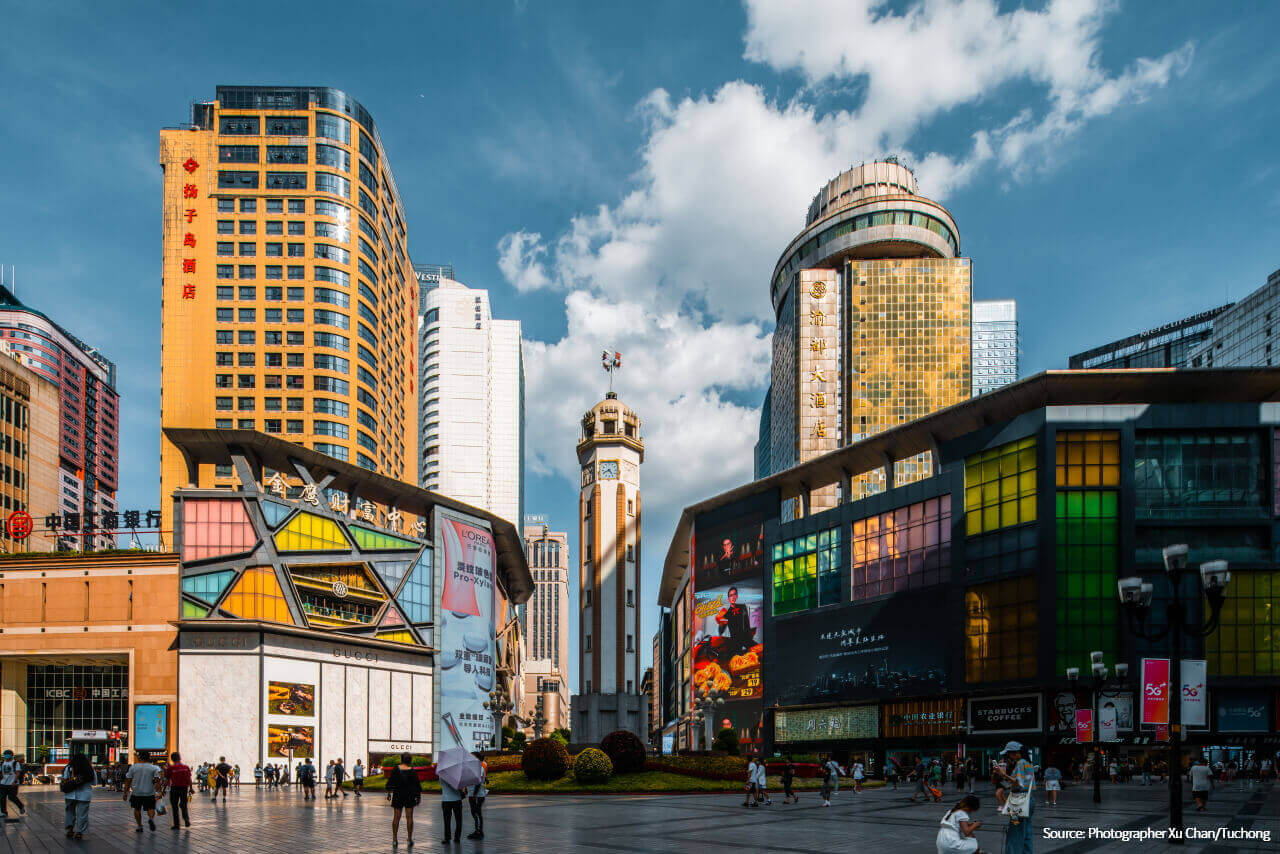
left=484, top=688, right=515, bottom=749
left=1066, top=654, right=1129, bottom=804
left=693, top=686, right=726, bottom=750
left=1117, top=543, right=1230, bottom=845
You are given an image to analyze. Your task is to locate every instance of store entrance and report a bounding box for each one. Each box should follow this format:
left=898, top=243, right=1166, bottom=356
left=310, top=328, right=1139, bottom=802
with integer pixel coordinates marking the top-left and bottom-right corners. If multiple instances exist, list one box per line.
left=24, top=662, right=128, bottom=766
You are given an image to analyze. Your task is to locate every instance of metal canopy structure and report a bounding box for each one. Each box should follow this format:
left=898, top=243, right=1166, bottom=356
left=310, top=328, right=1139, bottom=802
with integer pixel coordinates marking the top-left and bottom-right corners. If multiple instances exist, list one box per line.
left=659, top=367, right=1280, bottom=605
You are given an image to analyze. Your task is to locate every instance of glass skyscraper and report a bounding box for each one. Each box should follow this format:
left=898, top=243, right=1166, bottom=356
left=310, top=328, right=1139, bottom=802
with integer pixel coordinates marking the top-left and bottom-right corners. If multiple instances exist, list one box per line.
left=972, top=299, right=1019, bottom=395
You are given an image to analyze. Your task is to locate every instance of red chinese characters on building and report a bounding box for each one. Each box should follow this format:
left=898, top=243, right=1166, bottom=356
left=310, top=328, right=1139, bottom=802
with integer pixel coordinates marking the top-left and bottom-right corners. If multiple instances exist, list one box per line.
left=181, top=158, right=199, bottom=298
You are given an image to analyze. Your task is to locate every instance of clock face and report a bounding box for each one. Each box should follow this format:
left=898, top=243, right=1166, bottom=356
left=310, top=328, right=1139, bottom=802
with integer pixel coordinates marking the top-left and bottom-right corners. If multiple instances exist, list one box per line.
left=599, top=460, right=620, bottom=480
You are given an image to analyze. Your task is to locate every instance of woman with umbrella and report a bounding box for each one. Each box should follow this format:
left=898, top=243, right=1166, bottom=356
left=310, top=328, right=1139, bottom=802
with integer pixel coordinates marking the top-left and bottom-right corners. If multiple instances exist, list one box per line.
left=385, top=753, right=421, bottom=847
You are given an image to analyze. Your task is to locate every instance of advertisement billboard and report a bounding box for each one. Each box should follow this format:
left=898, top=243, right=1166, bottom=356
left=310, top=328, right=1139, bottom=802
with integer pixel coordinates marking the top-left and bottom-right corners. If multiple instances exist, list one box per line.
left=1216, top=691, right=1269, bottom=732
left=882, top=698, right=963, bottom=738
left=1049, top=689, right=1090, bottom=734
left=1141, top=658, right=1170, bottom=726
left=267, top=724, right=314, bottom=757
left=437, top=514, right=497, bottom=750
left=968, top=695, right=1041, bottom=734
left=1181, top=660, right=1207, bottom=727
left=268, top=681, right=315, bottom=716
left=133, top=704, right=167, bottom=752
left=775, top=705, right=879, bottom=743
left=773, top=591, right=950, bottom=705
left=1075, top=709, right=1094, bottom=744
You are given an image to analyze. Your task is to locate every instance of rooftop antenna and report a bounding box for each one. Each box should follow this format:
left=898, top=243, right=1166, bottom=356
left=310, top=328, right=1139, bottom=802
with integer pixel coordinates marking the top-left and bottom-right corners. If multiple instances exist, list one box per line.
left=601, top=349, right=622, bottom=394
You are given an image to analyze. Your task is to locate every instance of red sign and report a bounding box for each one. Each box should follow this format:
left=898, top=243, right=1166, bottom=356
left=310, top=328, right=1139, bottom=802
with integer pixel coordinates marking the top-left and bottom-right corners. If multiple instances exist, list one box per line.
left=1075, top=709, right=1094, bottom=744
left=1142, top=658, right=1171, bottom=725
left=1155, top=724, right=1169, bottom=742
left=6, top=511, right=32, bottom=540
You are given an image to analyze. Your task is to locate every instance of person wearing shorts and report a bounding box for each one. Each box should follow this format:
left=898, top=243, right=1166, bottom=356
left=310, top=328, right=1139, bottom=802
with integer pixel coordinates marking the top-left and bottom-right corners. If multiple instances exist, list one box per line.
left=124, top=751, right=162, bottom=833
left=1043, top=765, right=1062, bottom=805
left=213, top=757, right=232, bottom=802
left=1190, top=759, right=1213, bottom=811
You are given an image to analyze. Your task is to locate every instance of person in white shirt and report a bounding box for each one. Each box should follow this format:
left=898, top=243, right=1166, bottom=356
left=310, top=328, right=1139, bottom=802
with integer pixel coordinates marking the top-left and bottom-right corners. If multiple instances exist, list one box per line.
left=743, top=758, right=759, bottom=808
left=123, top=751, right=164, bottom=833
left=936, top=794, right=983, bottom=854
left=852, top=760, right=866, bottom=793
left=754, top=759, right=772, bottom=806
left=1189, top=758, right=1214, bottom=812
left=0, top=749, right=24, bottom=821
left=821, top=756, right=843, bottom=807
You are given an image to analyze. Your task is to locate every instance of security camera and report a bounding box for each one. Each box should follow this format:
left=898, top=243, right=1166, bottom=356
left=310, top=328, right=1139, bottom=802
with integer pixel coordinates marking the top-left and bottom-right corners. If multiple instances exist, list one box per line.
left=1117, top=576, right=1143, bottom=604
left=1115, top=663, right=1129, bottom=679
left=1162, top=543, right=1189, bottom=572
left=1200, top=560, right=1230, bottom=594
left=1066, top=667, right=1080, bottom=681
left=1090, top=651, right=1104, bottom=666
left=1092, top=663, right=1108, bottom=678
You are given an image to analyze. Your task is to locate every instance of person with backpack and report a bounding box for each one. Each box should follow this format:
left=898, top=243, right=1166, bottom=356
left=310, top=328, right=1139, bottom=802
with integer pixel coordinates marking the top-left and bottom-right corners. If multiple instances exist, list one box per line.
left=781, top=757, right=797, bottom=804
left=163, top=752, right=192, bottom=828
left=0, top=749, right=24, bottom=821
left=387, top=753, right=423, bottom=846
left=936, top=794, right=984, bottom=854
left=299, top=758, right=317, bottom=799
left=61, top=753, right=97, bottom=840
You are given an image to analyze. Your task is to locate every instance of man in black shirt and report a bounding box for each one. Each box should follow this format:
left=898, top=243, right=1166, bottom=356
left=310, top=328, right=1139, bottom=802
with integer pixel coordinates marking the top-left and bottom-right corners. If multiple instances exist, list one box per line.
left=213, top=757, right=232, bottom=803
left=715, top=587, right=755, bottom=659
left=334, top=758, right=348, bottom=798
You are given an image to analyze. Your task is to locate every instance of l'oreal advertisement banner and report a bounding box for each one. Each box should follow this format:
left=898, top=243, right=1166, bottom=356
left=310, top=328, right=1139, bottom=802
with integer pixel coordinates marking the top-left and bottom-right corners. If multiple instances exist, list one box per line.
left=1141, top=658, right=1170, bottom=726
left=437, top=515, right=497, bottom=750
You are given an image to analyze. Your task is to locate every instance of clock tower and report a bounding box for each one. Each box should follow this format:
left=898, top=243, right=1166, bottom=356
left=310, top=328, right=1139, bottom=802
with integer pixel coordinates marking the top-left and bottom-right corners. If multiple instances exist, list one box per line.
left=571, top=391, right=647, bottom=743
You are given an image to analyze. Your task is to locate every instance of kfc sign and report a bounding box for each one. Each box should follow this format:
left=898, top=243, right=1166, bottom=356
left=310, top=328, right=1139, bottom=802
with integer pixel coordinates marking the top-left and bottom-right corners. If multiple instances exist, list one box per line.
left=1141, top=658, right=1170, bottom=726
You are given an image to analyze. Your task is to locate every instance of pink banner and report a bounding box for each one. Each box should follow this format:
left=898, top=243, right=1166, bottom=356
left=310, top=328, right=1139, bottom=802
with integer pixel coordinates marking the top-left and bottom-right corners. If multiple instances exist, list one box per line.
left=1141, top=658, right=1171, bottom=725
left=1075, top=709, right=1093, bottom=744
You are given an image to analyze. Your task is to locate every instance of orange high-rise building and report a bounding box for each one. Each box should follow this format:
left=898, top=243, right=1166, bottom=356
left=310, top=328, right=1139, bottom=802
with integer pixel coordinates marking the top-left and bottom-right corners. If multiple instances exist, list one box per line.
left=159, top=86, right=418, bottom=526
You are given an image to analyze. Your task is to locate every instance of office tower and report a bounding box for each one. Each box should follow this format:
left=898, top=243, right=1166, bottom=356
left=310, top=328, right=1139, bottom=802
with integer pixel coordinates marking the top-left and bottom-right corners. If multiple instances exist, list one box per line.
left=0, top=285, right=119, bottom=549
left=158, top=86, right=418, bottom=524
left=972, top=300, right=1019, bottom=395
left=1188, top=268, right=1280, bottom=368
left=769, top=161, right=971, bottom=508
left=521, top=520, right=570, bottom=730
left=0, top=348, right=59, bottom=552
left=571, top=392, right=647, bottom=742
left=418, top=269, right=524, bottom=526
left=754, top=385, right=772, bottom=479
left=1069, top=305, right=1229, bottom=369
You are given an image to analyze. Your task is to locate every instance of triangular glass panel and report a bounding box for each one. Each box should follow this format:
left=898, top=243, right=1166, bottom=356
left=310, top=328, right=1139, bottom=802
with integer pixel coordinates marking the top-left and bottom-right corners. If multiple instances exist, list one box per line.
left=274, top=512, right=350, bottom=552
left=349, top=525, right=419, bottom=551
left=373, top=558, right=412, bottom=594
left=222, top=567, right=294, bottom=625
left=376, top=630, right=419, bottom=646
left=393, top=551, right=432, bottom=623
left=259, top=499, right=293, bottom=529
left=181, top=599, right=209, bottom=618
left=379, top=605, right=405, bottom=627
left=181, top=570, right=238, bottom=605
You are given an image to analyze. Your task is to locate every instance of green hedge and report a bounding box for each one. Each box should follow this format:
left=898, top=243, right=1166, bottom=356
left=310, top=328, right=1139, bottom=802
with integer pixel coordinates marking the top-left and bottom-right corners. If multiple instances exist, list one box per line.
left=572, top=748, right=614, bottom=783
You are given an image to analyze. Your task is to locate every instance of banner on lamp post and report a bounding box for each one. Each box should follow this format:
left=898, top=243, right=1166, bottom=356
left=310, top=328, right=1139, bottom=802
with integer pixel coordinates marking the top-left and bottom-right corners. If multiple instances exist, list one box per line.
left=1181, top=659, right=1207, bottom=727
left=1075, top=709, right=1094, bottom=744
left=1141, top=658, right=1170, bottom=726
left=1099, top=701, right=1119, bottom=742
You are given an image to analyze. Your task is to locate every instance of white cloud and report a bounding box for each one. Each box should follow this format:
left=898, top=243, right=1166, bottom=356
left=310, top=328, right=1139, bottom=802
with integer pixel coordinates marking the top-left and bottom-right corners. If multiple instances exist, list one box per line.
left=505, top=0, right=1193, bottom=557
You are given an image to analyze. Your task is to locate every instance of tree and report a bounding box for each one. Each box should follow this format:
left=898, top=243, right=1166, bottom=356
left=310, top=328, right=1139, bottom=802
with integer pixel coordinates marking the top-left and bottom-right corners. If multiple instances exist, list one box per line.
left=712, top=727, right=739, bottom=755
left=552, top=727, right=572, bottom=743
left=509, top=731, right=527, bottom=751
left=549, top=730, right=569, bottom=746
left=501, top=725, right=516, bottom=748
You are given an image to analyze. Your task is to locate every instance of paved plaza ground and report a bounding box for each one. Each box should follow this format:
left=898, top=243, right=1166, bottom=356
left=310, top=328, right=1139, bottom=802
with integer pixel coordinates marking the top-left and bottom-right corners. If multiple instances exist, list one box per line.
left=0, top=778, right=1274, bottom=853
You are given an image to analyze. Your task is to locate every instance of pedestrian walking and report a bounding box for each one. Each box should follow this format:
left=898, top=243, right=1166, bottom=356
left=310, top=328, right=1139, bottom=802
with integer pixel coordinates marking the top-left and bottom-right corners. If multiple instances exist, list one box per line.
left=743, top=756, right=759, bottom=807
left=998, top=742, right=1035, bottom=854
left=254, top=763, right=263, bottom=786
left=439, top=766, right=464, bottom=843
left=781, top=757, right=797, bottom=804
left=324, top=759, right=335, bottom=798
left=335, top=758, right=348, bottom=797
left=755, top=757, right=772, bottom=805
left=466, top=752, right=488, bottom=840
left=911, top=758, right=929, bottom=803
left=936, top=794, right=984, bottom=854
left=353, top=759, right=365, bottom=796
left=1042, top=765, right=1061, bottom=805
left=820, top=755, right=841, bottom=807
left=213, top=756, right=232, bottom=802
left=0, top=749, right=24, bottom=821
left=61, top=753, right=97, bottom=840
left=1190, top=758, right=1213, bottom=812
left=954, top=760, right=967, bottom=793
left=163, top=752, right=193, bottom=828
left=386, top=753, right=422, bottom=847
left=886, top=759, right=900, bottom=790
left=299, top=758, right=317, bottom=799
left=852, top=759, right=865, bottom=793
left=124, top=750, right=163, bottom=833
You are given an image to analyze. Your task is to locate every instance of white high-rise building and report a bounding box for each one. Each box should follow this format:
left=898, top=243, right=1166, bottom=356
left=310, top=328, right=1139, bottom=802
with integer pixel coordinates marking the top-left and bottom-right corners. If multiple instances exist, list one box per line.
left=972, top=299, right=1019, bottom=395
left=417, top=266, right=524, bottom=526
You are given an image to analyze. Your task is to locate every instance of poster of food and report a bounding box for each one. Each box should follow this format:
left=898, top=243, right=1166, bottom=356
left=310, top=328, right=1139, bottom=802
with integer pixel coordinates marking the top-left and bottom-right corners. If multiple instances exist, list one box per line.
left=692, top=579, right=763, bottom=701
left=268, top=681, right=315, bottom=716
left=267, top=724, right=314, bottom=758
left=436, top=514, right=497, bottom=751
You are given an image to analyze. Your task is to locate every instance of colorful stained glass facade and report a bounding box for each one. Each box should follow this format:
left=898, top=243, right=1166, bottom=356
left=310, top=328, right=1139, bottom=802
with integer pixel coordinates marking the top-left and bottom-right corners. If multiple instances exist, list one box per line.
left=964, top=576, right=1037, bottom=682
left=770, top=527, right=841, bottom=616
left=1207, top=571, right=1279, bottom=676
left=1055, top=490, right=1119, bottom=675
left=175, top=489, right=437, bottom=647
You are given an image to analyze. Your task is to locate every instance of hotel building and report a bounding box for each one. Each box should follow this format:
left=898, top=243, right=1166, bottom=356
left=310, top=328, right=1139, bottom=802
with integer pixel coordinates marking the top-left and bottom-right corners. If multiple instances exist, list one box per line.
left=159, top=86, right=418, bottom=530
left=521, top=521, right=570, bottom=730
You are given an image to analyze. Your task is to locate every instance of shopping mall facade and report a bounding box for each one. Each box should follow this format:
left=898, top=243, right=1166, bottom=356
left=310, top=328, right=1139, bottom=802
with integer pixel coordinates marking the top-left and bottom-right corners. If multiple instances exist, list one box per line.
left=658, top=369, right=1280, bottom=771
left=0, top=430, right=531, bottom=770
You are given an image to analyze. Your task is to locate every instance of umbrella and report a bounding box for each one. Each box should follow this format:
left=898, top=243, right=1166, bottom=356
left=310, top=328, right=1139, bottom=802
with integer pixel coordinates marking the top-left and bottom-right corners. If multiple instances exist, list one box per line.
left=435, top=747, right=483, bottom=791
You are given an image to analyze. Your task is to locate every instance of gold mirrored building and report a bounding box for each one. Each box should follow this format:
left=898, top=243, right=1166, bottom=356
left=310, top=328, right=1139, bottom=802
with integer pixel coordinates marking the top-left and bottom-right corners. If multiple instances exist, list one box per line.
left=159, top=86, right=418, bottom=528
left=768, top=161, right=971, bottom=509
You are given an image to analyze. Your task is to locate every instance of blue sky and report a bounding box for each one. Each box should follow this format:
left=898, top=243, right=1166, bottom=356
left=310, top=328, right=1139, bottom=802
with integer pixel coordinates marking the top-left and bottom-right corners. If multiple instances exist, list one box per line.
left=2, top=0, right=1278, bottom=686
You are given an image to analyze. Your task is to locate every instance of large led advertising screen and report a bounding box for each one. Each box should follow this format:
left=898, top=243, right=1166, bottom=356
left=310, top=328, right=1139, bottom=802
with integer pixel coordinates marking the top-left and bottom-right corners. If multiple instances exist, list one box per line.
left=773, top=591, right=950, bottom=705
left=436, top=514, right=497, bottom=750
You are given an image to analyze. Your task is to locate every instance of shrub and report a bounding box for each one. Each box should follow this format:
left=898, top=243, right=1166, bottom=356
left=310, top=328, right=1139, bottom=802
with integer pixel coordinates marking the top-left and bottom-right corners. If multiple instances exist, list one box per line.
left=600, top=729, right=646, bottom=774
left=711, top=727, right=739, bottom=755
left=380, top=756, right=397, bottom=768
left=573, top=747, right=613, bottom=783
left=410, top=755, right=429, bottom=767
left=552, top=728, right=572, bottom=742
left=645, top=754, right=749, bottom=780
left=521, top=737, right=570, bottom=781
left=549, top=730, right=569, bottom=746
left=509, top=731, right=527, bottom=751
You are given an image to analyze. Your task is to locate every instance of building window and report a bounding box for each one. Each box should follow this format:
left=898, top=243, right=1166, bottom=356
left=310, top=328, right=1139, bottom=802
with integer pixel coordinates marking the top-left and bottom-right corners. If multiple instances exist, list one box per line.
left=965, top=576, right=1037, bottom=682
left=965, top=437, right=1037, bottom=536
left=1056, top=430, right=1120, bottom=487
left=851, top=495, right=950, bottom=601
left=585, top=635, right=592, bottom=652
left=770, top=526, right=841, bottom=615
left=1207, top=571, right=1280, bottom=676
left=1056, top=490, right=1119, bottom=675
left=1134, top=431, right=1264, bottom=519
left=627, top=499, right=634, bottom=516
left=626, top=589, right=633, bottom=607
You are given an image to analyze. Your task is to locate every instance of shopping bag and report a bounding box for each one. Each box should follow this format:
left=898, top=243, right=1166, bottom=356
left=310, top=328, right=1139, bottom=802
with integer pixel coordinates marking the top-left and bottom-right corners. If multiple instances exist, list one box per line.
left=156, top=801, right=167, bottom=816
left=928, top=786, right=943, bottom=800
